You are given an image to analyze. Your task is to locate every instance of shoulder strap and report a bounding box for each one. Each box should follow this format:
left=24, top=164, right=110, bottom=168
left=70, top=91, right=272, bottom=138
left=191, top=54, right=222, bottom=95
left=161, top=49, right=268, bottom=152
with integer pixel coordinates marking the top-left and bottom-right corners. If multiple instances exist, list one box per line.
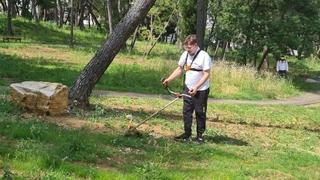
left=183, top=50, right=201, bottom=68
left=190, top=50, right=201, bottom=67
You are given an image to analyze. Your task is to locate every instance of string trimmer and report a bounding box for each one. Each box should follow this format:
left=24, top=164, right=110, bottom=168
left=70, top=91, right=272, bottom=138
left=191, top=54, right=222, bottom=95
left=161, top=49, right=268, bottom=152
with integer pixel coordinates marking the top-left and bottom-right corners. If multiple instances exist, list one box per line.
left=124, top=83, right=191, bottom=136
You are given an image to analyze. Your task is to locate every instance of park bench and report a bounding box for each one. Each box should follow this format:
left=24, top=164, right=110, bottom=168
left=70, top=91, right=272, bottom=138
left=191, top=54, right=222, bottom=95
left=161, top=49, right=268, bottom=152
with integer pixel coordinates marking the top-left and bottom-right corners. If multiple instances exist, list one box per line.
left=2, top=36, right=22, bottom=42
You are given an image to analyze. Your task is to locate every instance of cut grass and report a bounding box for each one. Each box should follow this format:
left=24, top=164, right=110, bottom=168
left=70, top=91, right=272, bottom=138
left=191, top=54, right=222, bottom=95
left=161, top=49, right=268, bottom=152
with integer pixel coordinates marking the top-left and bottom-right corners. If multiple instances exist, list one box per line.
left=0, top=92, right=319, bottom=179
left=91, top=96, right=320, bottom=132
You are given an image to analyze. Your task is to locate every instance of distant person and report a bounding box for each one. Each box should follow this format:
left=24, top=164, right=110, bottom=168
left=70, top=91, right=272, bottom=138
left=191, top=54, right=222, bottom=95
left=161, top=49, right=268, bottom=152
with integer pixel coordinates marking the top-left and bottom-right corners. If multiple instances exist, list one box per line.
left=276, top=57, right=288, bottom=77
left=162, top=34, right=212, bottom=143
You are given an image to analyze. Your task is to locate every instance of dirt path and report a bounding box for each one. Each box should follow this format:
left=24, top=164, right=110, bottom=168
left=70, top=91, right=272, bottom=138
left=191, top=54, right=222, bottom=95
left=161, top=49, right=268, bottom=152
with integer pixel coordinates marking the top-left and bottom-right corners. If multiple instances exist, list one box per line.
left=2, top=84, right=320, bottom=105
left=93, top=90, right=320, bottom=105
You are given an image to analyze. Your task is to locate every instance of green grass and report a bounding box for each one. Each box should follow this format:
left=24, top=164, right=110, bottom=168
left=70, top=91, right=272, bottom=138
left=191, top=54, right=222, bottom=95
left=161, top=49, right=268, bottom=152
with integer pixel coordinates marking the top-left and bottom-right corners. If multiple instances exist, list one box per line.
left=1, top=14, right=316, bottom=100
left=1, top=12, right=320, bottom=180
left=92, top=96, right=320, bottom=132
left=0, top=86, right=319, bottom=179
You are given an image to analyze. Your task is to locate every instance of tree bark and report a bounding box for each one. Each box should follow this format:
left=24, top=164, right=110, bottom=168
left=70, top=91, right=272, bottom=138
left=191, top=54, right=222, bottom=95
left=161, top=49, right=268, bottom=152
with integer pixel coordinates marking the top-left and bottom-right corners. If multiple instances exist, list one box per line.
left=70, top=0, right=74, bottom=47
left=55, top=0, right=59, bottom=25
left=222, top=41, right=229, bottom=61
left=78, top=0, right=86, bottom=30
left=88, top=7, right=101, bottom=29
left=0, top=0, right=7, bottom=11
left=196, top=0, right=208, bottom=49
left=117, top=0, right=121, bottom=14
left=69, top=0, right=156, bottom=108
left=129, top=25, right=139, bottom=52
left=57, top=0, right=64, bottom=27
left=31, top=0, right=39, bottom=22
left=7, top=0, right=13, bottom=35
left=12, top=2, right=18, bottom=17
left=257, top=46, right=269, bottom=71
left=43, top=9, right=47, bottom=21
left=214, top=40, right=220, bottom=59
left=221, top=41, right=228, bottom=61
left=106, top=0, right=113, bottom=34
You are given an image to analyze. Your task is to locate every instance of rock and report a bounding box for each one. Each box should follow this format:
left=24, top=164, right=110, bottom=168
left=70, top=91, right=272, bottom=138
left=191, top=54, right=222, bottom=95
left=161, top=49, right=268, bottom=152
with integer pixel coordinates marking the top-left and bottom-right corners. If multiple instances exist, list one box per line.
left=126, top=114, right=133, bottom=120
left=10, top=81, right=68, bottom=115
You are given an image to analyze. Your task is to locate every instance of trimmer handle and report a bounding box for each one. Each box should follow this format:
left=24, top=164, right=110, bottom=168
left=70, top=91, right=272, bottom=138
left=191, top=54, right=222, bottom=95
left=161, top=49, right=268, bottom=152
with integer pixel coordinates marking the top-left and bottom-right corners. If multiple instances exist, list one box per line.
left=160, top=77, right=168, bottom=88
left=160, top=77, right=191, bottom=98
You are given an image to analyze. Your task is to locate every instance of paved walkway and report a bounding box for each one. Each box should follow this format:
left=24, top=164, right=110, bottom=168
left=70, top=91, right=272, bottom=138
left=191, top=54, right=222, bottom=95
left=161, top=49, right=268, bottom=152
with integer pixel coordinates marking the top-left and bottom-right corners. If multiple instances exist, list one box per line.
left=93, top=90, right=320, bottom=106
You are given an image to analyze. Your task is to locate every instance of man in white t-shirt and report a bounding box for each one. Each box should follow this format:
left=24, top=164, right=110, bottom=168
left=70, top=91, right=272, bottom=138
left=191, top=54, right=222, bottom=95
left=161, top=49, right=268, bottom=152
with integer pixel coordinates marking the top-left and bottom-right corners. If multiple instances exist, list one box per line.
left=162, top=34, right=212, bottom=143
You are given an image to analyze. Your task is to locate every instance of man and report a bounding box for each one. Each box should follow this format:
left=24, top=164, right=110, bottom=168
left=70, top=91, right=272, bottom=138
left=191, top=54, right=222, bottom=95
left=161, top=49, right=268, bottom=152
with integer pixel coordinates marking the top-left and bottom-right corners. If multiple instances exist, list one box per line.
left=162, top=34, right=212, bottom=143
left=276, top=57, right=288, bottom=77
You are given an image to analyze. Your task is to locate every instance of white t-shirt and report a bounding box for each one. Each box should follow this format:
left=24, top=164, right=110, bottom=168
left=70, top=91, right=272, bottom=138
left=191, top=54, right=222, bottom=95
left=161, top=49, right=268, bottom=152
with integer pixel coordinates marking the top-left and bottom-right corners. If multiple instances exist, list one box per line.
left=276, top=60, right=288, bottom=71
left=178, top=48, right=212, bottom=91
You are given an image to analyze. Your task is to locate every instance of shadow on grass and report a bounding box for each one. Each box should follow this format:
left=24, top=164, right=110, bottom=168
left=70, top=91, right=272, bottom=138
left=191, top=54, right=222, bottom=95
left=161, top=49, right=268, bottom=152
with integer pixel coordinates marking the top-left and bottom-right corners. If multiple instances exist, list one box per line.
left=0, top=53, right=80, bottom=86
left=206, top=135, right=249, bottom=146
left=0, top=114, right=240, bottom=178
left=0, top=52, right=179, bottom=95
left=0, top=15, right=105, bottom=52
left=289, top=60, right=320, bottom=92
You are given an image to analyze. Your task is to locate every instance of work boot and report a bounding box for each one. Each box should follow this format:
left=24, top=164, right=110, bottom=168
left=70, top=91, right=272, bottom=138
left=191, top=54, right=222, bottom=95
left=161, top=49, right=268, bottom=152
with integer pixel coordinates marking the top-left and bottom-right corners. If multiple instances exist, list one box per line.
left=194, top=134, right=205, bottom=143
left=174, top=133, right=191, bottom=142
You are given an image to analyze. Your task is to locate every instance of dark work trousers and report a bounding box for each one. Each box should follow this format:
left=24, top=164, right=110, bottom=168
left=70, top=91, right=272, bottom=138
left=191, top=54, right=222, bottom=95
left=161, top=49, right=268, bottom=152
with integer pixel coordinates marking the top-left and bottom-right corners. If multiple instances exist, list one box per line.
left=278, top=70, right=287, bottom=77
left=182, top=87, right=210, bottom=136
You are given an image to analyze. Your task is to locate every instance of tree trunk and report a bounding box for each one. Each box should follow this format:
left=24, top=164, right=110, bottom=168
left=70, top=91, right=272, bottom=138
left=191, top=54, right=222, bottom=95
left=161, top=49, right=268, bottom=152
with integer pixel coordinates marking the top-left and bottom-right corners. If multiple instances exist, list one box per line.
left=12, top=2, right=18, bottom=17
left=70, top=0, right=74, bottom=47
left=106, top=0, right=113, bottom=34
left=214, top=40, right=220, bottom=59
left=31, top=0, right=39, bottom=22
left=221, top=41, right=228, bottom=61
left=196, top=0, right=208, bottom=50
left=117, top=0, right=121, bottom=15
left=257, top=46, right=269, bottom=71
left=43, top=9, right=47, bottom=21
left=88, top=13, right=91, bottom=28
left=129, top=25, right=139, bottom=52
left=316, top=46, right=320, bottom=58
left=88, top=7, right=101, bottom=29
left=57, top=0, right=64, bottom=27
left=0, top=0, right=7, bottom=11
left=55, top=0, right=59, bottom=25
left=7, top=0, right=13, bottom=35
left=78, top=0, right=85, bottom=30
left=69, top=0, right=156, bottom=108
left=297, top=46, right=303, bottom=60
left=37, top=5, right=42, bottom=21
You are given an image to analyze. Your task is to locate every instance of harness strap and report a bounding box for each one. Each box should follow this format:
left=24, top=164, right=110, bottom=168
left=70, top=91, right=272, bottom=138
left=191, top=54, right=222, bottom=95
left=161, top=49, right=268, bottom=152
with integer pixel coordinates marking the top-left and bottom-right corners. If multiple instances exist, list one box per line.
left=183, top=49, right=202, bottom=71
left=182, top=50, right=202, bottom=86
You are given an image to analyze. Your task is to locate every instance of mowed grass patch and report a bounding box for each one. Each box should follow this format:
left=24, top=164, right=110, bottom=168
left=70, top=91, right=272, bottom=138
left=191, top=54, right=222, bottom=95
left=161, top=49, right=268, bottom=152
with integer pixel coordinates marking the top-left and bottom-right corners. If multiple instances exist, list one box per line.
left=0, top=92, right=319, bottom=179
left=91, top=96, right=320, bottom=132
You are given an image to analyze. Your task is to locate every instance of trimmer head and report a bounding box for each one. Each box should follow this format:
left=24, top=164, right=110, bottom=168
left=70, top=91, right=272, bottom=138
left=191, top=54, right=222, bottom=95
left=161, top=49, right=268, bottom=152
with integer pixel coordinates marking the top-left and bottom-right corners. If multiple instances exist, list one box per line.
left=124, top=126, right=142, bottom=137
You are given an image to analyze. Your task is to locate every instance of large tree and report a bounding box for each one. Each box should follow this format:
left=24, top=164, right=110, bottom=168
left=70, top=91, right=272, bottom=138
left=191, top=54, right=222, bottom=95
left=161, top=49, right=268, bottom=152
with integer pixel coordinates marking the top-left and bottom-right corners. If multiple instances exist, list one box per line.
left=7, top=0, right=13, bottom=35
left=196, top=0, right=208, bottom=49
left=69, top=0, right=156, bottom=108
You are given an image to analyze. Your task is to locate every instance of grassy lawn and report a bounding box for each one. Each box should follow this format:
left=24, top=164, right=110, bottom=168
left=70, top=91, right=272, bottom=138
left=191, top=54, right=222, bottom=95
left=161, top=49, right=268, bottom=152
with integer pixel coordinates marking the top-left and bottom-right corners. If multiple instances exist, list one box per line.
left=0, top=14, right=320, bottom=179
left=0, top=86, right=319, bottom=179
left=2, top=14, right=319, bottom=100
